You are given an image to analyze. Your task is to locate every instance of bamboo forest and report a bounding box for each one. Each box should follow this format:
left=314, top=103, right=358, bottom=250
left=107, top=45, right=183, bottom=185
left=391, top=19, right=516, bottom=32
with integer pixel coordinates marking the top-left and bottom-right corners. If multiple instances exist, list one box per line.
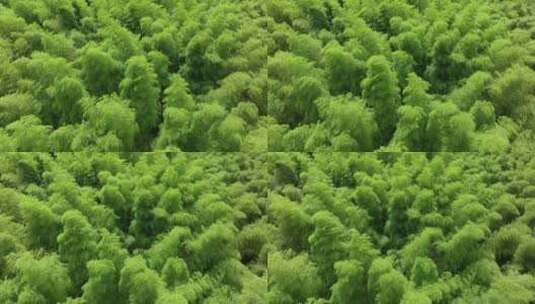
left=0, top=0, right=534, bottom=303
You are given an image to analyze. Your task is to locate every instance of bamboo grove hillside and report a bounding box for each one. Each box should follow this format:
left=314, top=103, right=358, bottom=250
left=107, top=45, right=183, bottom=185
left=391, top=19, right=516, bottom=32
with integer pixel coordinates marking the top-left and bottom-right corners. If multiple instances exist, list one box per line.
left=1, top=152, right=535, bottom=303
left=1, top=0, right=535, bottom=152
left=0, top=153, right=270, bottom=303
left=0, top=0, right=267, bottom=152
left=268, top=152, right=535, bottom=303
left=266, top=0, right=535, bottom=152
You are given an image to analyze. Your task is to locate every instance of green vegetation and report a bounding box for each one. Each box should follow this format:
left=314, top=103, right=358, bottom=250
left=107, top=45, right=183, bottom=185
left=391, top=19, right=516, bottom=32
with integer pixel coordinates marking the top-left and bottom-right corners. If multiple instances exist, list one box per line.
left=1, top=0, right=535, bottom=302
left=267, top=0, right=535, bottom=151
left=268, top=152, right=535, bottom=303
left=1, top=152, right=535, bottom=303
left=0, top=0, right=266, bottom=152
left=0, top=153, right=269, bottom=303
left=1, top=0, right=535, bottom=151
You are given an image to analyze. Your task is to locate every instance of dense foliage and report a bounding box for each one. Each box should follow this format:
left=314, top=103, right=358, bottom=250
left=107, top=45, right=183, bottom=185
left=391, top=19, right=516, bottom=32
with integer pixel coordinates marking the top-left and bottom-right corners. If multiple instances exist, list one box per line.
left=1, top=152, right=534, bottom=303
left=0, top=0, right=267, bottom=152
left=1, top=0, right=535, bottom=151
left=267, top=0, right=535, bottom=151
left=0, top=153, right=269, bottom=303
left=269, top=152, right=535, bottom=303
left=1, top=0, right=535, bottom=302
